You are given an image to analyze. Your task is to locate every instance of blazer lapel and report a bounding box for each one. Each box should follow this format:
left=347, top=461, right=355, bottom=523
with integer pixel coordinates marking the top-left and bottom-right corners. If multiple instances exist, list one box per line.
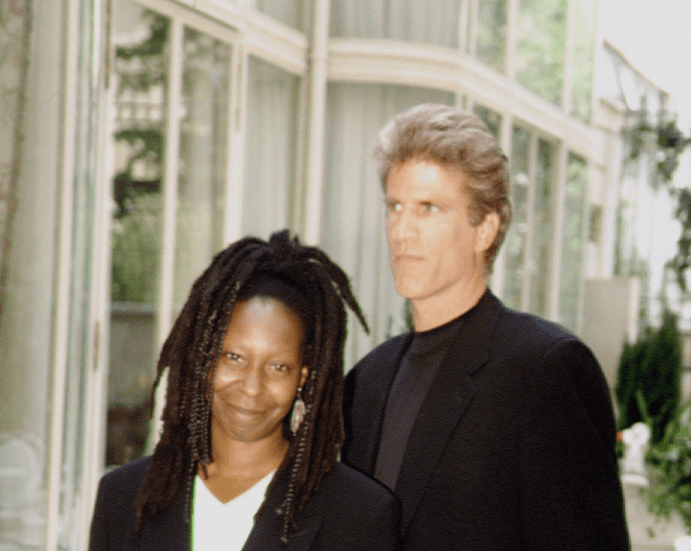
left=394, top=291, right=503, bottom=534
left=344, top=333, right=412, bottom=475
left=242, top=470, right=322, bottom=551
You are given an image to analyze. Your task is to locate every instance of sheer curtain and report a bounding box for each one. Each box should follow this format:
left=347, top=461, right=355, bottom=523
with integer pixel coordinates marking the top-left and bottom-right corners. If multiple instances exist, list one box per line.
left=0, top=1, right=57, bottom=548
left=242, top=57, right=300, bottom=240
left=330, top=0, right=461, bottom=48
left=322, top=83, right=454, bottom=368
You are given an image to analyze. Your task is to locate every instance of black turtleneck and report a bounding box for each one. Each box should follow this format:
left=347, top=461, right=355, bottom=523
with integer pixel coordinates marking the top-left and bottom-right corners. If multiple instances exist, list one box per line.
left=373, top=302, right=477, bottom=491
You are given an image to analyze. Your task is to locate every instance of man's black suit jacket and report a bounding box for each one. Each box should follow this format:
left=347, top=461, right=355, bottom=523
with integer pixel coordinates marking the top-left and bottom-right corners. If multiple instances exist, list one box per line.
left=343, top=291, right=630, bottom=550
left=89, top=456, right=400, bottom=550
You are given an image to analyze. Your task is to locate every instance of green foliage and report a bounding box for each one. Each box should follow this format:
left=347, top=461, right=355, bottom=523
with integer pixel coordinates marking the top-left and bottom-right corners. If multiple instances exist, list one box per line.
left=111, top=193, right=160, bottom=303
left=616, top=311, right=682, bottom=444
left=515, top=0, right=567, bottom=105
left=647, top=401, right=691, bottom=531
left=115, top=11, right=168, bottom=94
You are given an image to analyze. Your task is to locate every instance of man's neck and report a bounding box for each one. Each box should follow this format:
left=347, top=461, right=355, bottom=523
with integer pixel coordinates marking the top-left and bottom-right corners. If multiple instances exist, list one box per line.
left=412, top=281, right=487, bottom=332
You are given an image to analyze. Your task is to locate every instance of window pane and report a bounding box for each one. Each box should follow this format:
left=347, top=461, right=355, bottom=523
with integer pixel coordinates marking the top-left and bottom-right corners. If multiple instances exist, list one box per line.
left=516, top=0, right=566, bottom=106
left=323, top=83, right=454, bottom=366
left=476, top=0, right=507, bottom=73
left=559, top=153, right=587, bottom=330
left=473, top=104, right=502, bottom=141
left=570, top=0, right=596, bottom=122
left=330, top=0, right=460, bottom=48
left=174, top=27, right=231, bottom=305
left=243, top=57, right=300, bottom=239
left=251, top=0, right=304, bottom=30
left=529, top=138, right=555, bottom=315
left=504, top=125, right=530, bottom=310
left=108, top=0, right=169, bottom=467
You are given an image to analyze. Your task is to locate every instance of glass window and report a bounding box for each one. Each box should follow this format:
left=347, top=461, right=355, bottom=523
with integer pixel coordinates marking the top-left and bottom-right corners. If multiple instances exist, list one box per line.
left=251, top=0, right=304, bottom=30
left=242, top=57, right=300, bottom=240
left=323, top=83, right=455, bottom=366
left=516, top=0, right=567, bottom=106
left=109, top=0, right=169, bottom=467
left=559, top=153, right=587, bottom=330
left=473, top=104, right=502, bottom=141
left=570, top=0, right=596, bottom=122
left=330, top=0, right=461, bottom=48
left=529, top=138, right=555, bottom=315
left=503, top=125, right=530, bottom=310
left=476, top=0, right=507, bottom=73
left=174, top=28, right=230, bottom=305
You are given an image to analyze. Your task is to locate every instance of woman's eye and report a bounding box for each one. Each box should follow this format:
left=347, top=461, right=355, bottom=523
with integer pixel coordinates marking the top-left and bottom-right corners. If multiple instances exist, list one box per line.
left=226, top=352, right=242, bottom=363
left=270, top=363, right=289, bottom=373
left=425, top=204, right=439, bottom=213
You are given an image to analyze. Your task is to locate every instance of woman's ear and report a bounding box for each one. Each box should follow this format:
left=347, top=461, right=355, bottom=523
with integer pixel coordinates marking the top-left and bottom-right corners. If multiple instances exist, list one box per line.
left=300, top=367, right=309, bottom=388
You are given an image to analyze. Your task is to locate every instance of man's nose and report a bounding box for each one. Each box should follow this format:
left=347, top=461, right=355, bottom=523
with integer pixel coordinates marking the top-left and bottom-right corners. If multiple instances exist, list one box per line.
left=391, top=209, right=416, bottom=241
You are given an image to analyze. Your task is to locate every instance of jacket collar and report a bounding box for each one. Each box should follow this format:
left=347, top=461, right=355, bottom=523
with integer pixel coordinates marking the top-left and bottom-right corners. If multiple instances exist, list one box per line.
left=136, top=465, right=321, bottom=551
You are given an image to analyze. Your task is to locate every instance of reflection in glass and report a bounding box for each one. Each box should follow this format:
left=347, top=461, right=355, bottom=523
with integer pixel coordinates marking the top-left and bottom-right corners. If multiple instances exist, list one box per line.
left=476, top=0, right=507, bottom=73
left=559, top=154, right=587, bottom=330
left=473, top=104, right=502, bottom=141
left=570, top=0, right=596, bottom=122
left=529, top=138, right=555, bottom=315
left=174, top=28, right=230, bottom=305
left=243, top=58, right=300, bottom=239
left=504, top=125, right=530, bottom=310
left=251, top=0, right=304, bottom=30
left=330, top=0, right=460, bottom=48
left=516, top=0, right=566, bottom=106
left=108, top=0, right=169, bottom=467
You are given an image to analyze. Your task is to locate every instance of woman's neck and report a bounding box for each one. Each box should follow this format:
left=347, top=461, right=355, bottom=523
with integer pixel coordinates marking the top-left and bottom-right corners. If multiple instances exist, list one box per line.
left=198, top=427, right=288, bottom=503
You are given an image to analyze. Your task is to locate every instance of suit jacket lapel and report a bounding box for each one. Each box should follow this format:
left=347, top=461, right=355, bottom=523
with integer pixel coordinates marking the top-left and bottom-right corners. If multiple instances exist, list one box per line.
left=394, top=291, right=503, bottom=534
left=345, top=333, right=413, bottom=475
left=242, top=469, right=322, bottom=551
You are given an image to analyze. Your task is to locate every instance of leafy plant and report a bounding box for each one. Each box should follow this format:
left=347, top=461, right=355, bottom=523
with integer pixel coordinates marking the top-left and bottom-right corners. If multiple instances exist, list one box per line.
left=647, top=401, right=691, bottom=531
left=616, top=310, right=682, bottom=444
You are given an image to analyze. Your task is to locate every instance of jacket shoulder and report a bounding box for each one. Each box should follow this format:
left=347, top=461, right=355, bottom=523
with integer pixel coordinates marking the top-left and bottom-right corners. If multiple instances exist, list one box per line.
left=309, top=463, right=401, bottom=549
left=350, top=333, right=411, bottom=375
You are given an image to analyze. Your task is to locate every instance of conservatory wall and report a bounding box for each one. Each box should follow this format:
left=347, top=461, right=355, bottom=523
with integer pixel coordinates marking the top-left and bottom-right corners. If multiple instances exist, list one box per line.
left=0, top=0, right=606, bottom=549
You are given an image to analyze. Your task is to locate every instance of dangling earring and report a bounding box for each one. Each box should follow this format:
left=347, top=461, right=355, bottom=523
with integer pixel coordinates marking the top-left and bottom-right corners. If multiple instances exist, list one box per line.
left=290, top=387, right=306, bottom=435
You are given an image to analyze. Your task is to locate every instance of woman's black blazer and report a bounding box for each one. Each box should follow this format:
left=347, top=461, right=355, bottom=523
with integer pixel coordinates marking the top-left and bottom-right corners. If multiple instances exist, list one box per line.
left=89, top=456, right=400, bottom=550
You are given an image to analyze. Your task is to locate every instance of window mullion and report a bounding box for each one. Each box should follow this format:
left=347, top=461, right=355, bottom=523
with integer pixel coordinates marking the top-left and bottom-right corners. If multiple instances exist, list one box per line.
left=522, top=130, right=538, bottom=312
left=149, top=17, right=184, bottom=448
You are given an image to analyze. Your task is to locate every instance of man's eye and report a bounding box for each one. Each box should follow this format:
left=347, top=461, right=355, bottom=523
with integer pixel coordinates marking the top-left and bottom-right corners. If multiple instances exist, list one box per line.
left=386, top=200, right=402, bottom=212
left=426, top=204, right=440, bottom=213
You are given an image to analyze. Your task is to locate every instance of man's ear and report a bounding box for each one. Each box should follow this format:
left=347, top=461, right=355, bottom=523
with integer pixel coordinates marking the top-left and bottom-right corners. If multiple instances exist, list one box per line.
left=300, top=367, right=309, bottom=388
left=475, top=212, right=500, bottom=254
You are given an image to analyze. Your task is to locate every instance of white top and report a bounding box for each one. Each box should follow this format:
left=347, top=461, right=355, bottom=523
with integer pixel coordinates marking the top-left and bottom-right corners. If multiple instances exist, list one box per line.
left=191, top=470, right=275, bottom=551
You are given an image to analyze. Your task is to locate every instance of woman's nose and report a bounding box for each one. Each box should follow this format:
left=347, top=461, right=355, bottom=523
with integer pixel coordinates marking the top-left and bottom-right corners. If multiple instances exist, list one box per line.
left=240, top=365, right=263, bottom=395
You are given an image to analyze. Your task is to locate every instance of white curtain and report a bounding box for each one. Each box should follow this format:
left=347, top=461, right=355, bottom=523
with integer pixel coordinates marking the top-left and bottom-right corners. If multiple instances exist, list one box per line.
left=322, top=83, right=454, bottom=368
left=242, top=57, right=300, bottom=240
left=330, top=0, right=461, bottom=49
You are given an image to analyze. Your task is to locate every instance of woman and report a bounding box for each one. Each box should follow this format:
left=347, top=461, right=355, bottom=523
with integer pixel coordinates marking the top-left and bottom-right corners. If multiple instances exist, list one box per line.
left=89, top=230, right=400, bottom=550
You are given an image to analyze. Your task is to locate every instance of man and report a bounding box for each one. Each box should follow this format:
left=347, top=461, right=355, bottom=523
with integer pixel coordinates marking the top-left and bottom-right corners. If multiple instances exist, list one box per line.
left=342, top=104, right=630, bottom=550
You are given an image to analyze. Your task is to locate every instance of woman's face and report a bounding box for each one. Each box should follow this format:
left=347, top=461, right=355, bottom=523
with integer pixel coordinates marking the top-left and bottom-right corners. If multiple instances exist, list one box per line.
left=211, top=296, right=308, bottom=446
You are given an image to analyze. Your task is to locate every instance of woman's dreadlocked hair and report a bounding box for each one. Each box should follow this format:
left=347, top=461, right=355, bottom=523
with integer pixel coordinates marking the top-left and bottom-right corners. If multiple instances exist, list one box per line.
left=132, top=230, right=368, bottom=543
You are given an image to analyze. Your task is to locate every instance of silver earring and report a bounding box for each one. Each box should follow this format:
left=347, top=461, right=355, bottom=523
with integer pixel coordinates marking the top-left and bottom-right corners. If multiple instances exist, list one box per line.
left=290, top=387, right=306, bottom=434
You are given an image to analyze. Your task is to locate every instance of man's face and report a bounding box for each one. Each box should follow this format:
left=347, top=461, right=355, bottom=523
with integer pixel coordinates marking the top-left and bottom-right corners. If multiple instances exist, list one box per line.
left=385, top=158, right=488, bottom=311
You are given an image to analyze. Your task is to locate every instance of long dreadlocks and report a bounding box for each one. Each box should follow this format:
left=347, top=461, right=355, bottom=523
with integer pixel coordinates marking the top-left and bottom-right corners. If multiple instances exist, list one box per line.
left=133, top=230, right=368, bottom=543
